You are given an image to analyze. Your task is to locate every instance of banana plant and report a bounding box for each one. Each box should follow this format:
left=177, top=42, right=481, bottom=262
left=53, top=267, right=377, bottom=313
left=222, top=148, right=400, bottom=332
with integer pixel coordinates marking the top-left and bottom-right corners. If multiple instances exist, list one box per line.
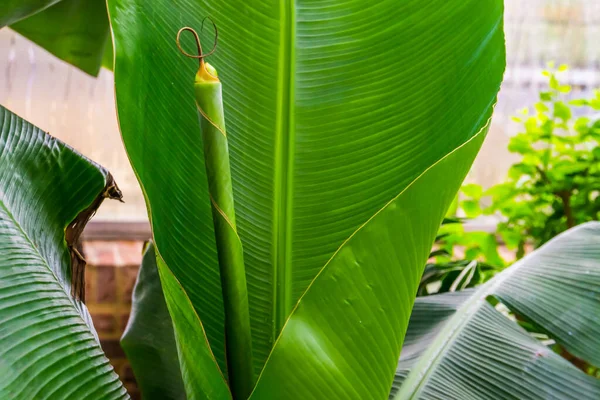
left=392, top=222, right=600, bottom=399
left=107, top=0, right=506, bottom=398
left=0, top=105, right=127, bottom=399
left=0, top=0, right=506, bottom=399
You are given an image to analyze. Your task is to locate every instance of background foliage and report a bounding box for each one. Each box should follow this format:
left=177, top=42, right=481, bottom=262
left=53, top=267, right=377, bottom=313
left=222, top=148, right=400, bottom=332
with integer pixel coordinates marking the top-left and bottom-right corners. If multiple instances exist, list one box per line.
left=460, top=65, right=600, bottom=259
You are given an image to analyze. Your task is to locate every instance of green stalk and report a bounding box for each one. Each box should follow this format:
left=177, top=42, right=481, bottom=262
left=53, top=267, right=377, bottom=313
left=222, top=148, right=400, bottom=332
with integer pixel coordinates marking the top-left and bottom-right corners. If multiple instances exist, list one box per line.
left=194, top=58, right=254, bottom=399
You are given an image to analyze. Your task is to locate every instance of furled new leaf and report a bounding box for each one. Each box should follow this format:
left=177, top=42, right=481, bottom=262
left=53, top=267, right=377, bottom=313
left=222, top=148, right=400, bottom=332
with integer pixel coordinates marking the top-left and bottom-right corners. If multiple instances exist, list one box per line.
left=0, top=105, right=127, bottom=399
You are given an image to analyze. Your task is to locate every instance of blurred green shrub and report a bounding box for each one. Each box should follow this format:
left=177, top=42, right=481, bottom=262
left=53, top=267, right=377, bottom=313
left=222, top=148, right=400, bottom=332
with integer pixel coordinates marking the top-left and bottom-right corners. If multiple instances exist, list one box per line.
left=463, top=64, right=600, bottom=258
left=422, top=64, right=600, bottom=295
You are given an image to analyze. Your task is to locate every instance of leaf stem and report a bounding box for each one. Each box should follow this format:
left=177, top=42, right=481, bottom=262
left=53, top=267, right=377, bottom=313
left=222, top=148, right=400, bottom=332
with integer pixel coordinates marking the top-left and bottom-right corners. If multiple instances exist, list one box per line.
left=558, top=191, right=575, bottom=229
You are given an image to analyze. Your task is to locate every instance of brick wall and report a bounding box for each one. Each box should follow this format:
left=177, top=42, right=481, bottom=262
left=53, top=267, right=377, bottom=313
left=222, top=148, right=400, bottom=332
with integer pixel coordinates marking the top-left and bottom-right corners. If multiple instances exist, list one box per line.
left=83, top=241, right=144, bottom=399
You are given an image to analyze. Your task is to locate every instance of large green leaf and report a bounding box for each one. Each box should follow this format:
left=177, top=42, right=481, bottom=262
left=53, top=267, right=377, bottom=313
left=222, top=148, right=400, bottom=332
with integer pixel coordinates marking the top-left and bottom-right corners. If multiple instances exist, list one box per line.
left=156, top=253, right=232, bottom=400
left=391, top=223, right=600, bottom=399
left=121, top=242, right=185, bottom=400
left=10, top=0, right=110, bottom=76
left=0, top=0, right=60, bottom=27
left=108, top=0, right=505, bottom=379
left=250, top=117, right=488, bottom=399
left=0, top=105, right=127, bottom=399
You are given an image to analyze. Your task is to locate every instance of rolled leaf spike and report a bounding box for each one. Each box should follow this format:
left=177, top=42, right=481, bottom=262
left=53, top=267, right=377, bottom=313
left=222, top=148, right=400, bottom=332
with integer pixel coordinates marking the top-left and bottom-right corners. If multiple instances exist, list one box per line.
left=177, top=25, right=254, bottom=399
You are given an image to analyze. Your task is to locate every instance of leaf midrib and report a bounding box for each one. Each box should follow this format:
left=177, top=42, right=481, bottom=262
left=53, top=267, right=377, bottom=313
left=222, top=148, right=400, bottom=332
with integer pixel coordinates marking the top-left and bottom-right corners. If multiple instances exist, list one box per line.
left=272, top=0, right=296, bottom=339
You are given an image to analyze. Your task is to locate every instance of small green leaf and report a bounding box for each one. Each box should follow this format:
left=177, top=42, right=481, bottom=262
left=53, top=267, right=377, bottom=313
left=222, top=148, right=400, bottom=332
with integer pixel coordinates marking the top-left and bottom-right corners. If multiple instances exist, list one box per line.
left=558, top=85, right=571, bottom=93
left=464, top=247, right=482, bottom=261
left=524, top=117, right=540, bottom=134
left=549, top=75, right=559, bottom=90
left=534, top=102, right=549, bottom=113
left=569, top=99, right=588, bottom=107
left=508, top=163, right=535, bottom=180
left=522, top=152, right=543, bottom=166
left=462, top=200, right=482, bottom=218
left=574, top=117, right=590, bottom=133
left=508, top=134, right=534, bottom=154
left=540, top=118, right=554, bottom=135
left=553, top=101, right=572, bottom=121
left=462, top=184, right=483, bottom=199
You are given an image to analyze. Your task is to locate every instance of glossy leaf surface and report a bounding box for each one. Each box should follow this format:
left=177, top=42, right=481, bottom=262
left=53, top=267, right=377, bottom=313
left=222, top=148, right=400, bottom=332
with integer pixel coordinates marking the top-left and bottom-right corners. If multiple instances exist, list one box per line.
left=194, top=64, right=255, bottom=397
left=0, top=105, right=127, bottom=399
left=0, top=0, right=60, bottom=27
left=108, top=0, right=506, bottom=380
left=121, top=242, right=185, bottom=400
left=250, top=123, right=488, bottom=399
left=156, top=252, right=232, bottom=400
left=10, top=0, right=110, bottom=76
left=392, top=223, right=600, bottom=400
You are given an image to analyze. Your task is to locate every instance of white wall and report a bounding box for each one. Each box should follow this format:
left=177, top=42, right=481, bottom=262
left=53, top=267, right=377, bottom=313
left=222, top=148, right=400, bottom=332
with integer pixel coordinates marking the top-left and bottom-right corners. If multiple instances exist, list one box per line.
left=0, top=29, right=146, bottom=221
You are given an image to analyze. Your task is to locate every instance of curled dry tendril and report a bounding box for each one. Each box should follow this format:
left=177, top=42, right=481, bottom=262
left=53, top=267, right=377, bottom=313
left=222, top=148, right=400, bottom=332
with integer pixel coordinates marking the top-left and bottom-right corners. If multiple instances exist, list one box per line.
left=176, top=17, right=218, bottom=66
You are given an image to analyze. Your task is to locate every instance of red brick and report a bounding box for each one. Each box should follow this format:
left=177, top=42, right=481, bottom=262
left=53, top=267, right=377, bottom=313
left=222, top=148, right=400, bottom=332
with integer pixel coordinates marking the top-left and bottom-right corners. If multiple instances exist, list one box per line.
left=117, top=241, right=144, bottom=266
left=84, top=265, right=96, bottom=303
left=83, top=240, right=144, bottom=396
left=120, top=313, right=131, bottom=331
left=93, top=314, right=117, bottom=336
left=84, top=241, right=119, bottom=266
left=123, top=364, right=136, bottom=382
left=96, top=265, right=116, bottom=303
left=100, top=339, right=126, bottom=358
left=113, top=360, right=128, bottom=380
left=121, top=266, right=139, bottom=304
left=126, top=385, right=141, bottom=400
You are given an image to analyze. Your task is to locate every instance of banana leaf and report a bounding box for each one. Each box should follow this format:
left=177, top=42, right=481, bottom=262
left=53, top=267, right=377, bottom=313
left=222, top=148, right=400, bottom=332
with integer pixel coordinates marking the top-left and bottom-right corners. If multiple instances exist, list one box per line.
left=0, top=105, right=127, bottom=399
left=107, top=0, right=505, bottom=397
left=122, top=241, right=230, bottom=399
left=121, top=241, right=185, bottom=400
left=9, top=0, right=110, bottom=76
left=0, top=0, right=60, bottom=27
left=392, top=222, right=600, bottom=399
